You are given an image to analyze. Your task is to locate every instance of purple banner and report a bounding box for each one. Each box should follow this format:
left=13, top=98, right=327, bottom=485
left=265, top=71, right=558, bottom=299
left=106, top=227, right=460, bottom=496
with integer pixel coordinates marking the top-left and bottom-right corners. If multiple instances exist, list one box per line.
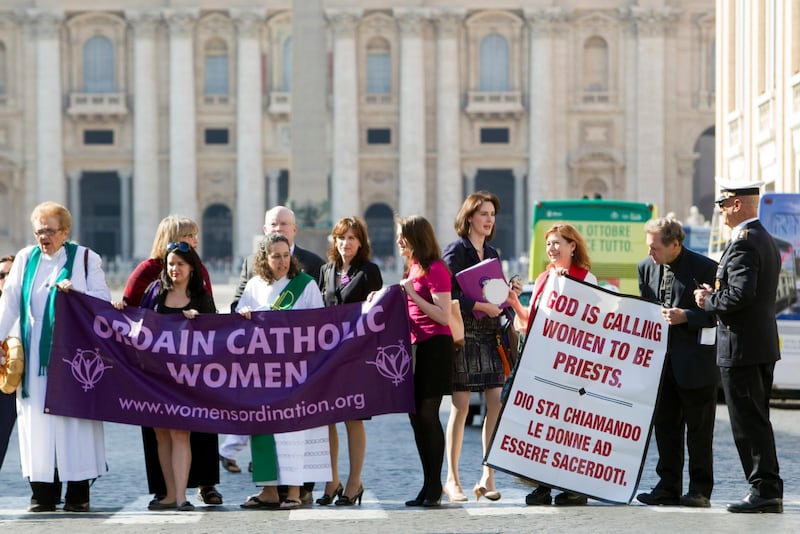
left=45, top=286, right=414, bottom=434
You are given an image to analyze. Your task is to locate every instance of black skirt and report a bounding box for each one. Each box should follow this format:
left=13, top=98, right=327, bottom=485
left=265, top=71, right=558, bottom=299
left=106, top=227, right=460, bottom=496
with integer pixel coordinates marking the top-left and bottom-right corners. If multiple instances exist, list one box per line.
left=143, top=427, right=220, bottom=495
left=452, top=314, right=506, bottom=392
left=413, top=334, right=454, bottom=403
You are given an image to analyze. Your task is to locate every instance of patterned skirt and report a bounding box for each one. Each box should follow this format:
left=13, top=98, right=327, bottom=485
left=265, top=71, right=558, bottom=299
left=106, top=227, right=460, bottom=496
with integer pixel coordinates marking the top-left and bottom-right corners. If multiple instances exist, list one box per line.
left=452, top=314, right=505, bottom=392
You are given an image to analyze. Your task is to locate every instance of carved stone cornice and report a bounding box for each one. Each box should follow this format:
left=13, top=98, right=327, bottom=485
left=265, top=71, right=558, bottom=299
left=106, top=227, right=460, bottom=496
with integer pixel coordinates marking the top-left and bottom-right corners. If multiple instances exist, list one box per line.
left=125, top=9, right=161, bottom=38
left=621, top=6, right=681, bottom=37
left=361, top=14, right=394, bottom=35
left=325, top=7, right=362, bottom=38
left=432, top=8, right=464, bottom=39
left=230, top=8, right=266, bottom=39
left=163, top=8, right=198, bottom=38
left=394, top=7, right=428, bottom=37
left=524, top=7, right=572, bottom=35
left=25, top=8, right=64, bottom=39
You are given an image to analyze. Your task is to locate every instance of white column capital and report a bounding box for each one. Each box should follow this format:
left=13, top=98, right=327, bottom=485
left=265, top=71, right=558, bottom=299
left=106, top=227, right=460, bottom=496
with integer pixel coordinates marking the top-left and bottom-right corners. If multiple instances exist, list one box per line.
left=394, top=7, right=429, bottom=36
left=432, top=8, right=464, bottom=38
left=266, top=168, right=282, bottom=181
left=163, top=8, right=199, bottom=37
left=25, top=8, right=64, bottom=38
left=125, top=9, right=161, bottom=37
left=325, top=7, right=362, bottom=36
left=66, top=169, right=82, bottom=182
left=230, top=8, right=266, bottom=38
left=620, top=6, right=682, bottom=37
left=523, top=7, right=571, bottom=34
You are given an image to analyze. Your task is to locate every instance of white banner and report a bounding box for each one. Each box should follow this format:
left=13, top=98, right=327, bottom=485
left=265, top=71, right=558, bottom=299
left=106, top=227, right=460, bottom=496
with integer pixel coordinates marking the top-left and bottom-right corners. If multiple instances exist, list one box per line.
left=487, top=275, right=667, bottom=503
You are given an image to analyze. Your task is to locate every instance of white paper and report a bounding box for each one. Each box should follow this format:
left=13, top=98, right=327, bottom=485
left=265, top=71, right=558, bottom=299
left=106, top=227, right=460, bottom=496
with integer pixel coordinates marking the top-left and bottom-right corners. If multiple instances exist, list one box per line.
left=699, top=327, right=716, bottom=345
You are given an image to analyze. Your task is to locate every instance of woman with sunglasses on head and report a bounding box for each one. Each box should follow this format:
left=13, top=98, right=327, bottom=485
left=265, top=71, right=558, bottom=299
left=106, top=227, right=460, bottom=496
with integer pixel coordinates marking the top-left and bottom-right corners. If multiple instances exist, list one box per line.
left=116, top=242, right=215, bottom=511
left=119, top=215, right=222, bottom=508
left=316, top=217, right=383, bottom=506
left=396, top=215, right=454, bottom=508
left=237, top=233, right=330, bottom=510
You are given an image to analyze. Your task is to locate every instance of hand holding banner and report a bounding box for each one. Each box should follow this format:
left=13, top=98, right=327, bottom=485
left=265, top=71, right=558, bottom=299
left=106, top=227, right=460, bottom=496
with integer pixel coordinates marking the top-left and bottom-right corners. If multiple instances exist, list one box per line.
left=486, top=275, right=666, bottom=504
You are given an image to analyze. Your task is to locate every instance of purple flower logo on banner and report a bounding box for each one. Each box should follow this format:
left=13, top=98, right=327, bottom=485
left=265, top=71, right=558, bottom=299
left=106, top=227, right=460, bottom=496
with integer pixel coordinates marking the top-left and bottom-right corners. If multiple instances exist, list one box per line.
left=367, top=340, right=411, bottom=386
left=62, top=348, right=113, bottom=392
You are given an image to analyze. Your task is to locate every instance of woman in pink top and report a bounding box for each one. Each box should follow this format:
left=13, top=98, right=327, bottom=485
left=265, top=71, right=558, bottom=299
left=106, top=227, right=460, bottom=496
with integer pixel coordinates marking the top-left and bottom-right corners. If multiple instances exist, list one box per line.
left=396, top=215, right=454, bottom=508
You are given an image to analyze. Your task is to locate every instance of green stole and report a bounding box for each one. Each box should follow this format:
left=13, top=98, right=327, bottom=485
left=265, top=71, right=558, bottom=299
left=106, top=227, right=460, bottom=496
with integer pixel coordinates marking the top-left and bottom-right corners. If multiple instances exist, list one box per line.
left=19, top=242, right=78, bottom=398
left=251, top=273, right=314, bottom=483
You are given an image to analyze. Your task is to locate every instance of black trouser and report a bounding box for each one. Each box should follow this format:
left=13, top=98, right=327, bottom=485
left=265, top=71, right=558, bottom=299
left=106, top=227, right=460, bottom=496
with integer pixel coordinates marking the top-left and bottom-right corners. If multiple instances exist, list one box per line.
left=720, top=363, right=783, bottom=499
left=30, top=469, right=90, bottom=506
left=652, top=370, right=717, bottom=498
left=0, top=393, right=16, bottom=470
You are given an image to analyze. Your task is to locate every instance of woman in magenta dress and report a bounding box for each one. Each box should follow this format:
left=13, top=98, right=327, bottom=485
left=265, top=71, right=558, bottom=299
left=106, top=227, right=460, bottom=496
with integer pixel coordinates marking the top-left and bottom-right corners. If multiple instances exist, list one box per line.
left=396, top=215, right=454, bottom=508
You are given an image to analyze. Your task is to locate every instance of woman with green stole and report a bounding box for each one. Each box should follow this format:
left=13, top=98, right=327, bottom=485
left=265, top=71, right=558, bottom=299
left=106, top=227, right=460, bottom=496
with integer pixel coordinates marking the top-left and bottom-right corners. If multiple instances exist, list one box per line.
left=237, top=233, right=330, bottom=509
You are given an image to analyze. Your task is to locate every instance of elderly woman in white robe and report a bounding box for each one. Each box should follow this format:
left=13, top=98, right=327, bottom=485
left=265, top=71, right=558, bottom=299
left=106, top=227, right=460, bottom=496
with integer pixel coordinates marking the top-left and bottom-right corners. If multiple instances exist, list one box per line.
left=0, top=201, right=111, bottom=513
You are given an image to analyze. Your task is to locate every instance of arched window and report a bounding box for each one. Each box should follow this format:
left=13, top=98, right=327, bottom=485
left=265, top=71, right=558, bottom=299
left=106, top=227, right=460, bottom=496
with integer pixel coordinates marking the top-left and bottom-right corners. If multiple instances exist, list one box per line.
left=0, top=42, right=7, bottom=96
left=204, top=38, right=229, bottom=95
left=83, top=36, right=115, bottom=93
left=479, top=33, right=509, bottom=91
left=366, top=37, right=391, bottom=94
left=281, top=37, right=292, bottom=91
left=583, top=36, right=609, bottom=93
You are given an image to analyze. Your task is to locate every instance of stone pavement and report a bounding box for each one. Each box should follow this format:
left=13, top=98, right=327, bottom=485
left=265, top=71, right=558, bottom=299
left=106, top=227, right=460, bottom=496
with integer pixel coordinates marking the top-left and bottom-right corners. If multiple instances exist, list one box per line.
left=0, top=285, right=798, bottom=531
left=0, top=403, right=798, bottom=533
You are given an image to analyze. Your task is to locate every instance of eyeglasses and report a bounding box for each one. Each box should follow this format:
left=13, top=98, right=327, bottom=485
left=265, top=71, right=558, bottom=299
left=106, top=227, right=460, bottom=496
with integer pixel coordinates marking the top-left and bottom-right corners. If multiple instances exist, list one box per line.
left=166, top=242, right=192, bottom=253
left=0, top=272, right=9, bottom=280
left=33, top=228, right=61, bottom=238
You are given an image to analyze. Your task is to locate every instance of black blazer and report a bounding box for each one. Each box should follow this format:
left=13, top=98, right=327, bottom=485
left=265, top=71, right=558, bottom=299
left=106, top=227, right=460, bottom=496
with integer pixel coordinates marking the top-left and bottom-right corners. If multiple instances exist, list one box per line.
left=638, top=247, right=719, bottom=389
left=318, top=260, right=383, bottom=306
left=230, top=244, right=325, bottom=312
left=704, top=219, right=781, bottom=367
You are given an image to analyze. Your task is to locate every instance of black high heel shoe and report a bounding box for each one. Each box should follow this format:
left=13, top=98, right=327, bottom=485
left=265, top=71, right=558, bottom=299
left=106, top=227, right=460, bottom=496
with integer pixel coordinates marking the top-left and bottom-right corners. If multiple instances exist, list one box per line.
left=335, top=485, right=364, bottom=506
left=315, top=482, right=343, bottom=506
left=405, top=488, right=426, bottom=507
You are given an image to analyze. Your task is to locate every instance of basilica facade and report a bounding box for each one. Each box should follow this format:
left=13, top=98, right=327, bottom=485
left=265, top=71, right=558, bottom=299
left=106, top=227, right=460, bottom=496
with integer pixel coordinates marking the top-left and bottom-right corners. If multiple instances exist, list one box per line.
left=0, top=0, right=715, bottom=269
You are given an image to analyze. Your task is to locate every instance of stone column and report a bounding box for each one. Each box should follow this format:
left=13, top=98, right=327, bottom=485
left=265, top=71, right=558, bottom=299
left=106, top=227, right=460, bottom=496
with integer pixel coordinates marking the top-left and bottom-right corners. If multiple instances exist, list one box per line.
left=433, top=8, right=464, bottom=241
left=524, top=8, right=568, bottom=204
left=29, top=9, right=66, bottom=204
left=626, top=7, right=679, bottom=207
left=126, top=9, right=161, bottom=259
left=119, top=170, right=132, bottom=260
left=231, top=8, right=266, bottom=260
left=464, top=167, right=477, bottom=194
left=395, top=8, right=428, bottom=219
left=622, top=18, right=638, bottom=200
left=266, top=168, right=282, bottom=209
left=18, top=12, right=39, bottom=216
left=164, top=8, right=198, bottom=218
left=513, top=167, right=526, bottom=257
left=67, top=170, right=81, bottom=241
left=290, top=0, right=329, bottom=228
left=326, top=7, right=362, bottom=224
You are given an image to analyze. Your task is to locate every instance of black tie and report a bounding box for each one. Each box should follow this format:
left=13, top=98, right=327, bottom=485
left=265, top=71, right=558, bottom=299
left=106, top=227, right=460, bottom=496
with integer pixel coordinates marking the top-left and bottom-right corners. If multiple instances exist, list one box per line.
left=660, top=265, right=674, bottom=307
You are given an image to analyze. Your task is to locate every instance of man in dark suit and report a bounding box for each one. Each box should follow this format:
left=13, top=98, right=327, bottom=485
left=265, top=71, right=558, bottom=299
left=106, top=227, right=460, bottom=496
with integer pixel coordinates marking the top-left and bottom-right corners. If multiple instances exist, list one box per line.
left=694, top=180, right=783, bottom=514
left=230, top=205, right=325, bottom=312
left=224, top=205, right=325, bottom=502
left=636, top=218, right=719, bottom=508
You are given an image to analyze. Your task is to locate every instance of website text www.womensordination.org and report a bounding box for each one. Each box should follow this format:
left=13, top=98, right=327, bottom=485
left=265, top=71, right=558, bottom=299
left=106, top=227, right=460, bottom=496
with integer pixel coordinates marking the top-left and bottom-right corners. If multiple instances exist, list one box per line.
left=118, top=392, right=366, bottom=423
